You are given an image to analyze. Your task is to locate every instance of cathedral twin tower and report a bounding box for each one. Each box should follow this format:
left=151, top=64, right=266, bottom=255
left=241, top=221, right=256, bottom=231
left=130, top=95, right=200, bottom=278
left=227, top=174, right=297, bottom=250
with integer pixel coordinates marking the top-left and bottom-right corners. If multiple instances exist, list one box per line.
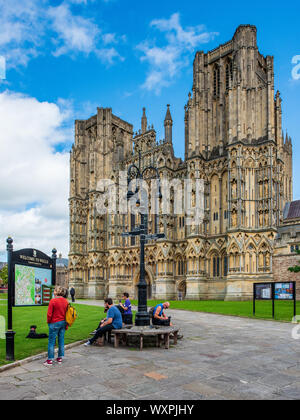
left=69, top=25, right=293, bottom=300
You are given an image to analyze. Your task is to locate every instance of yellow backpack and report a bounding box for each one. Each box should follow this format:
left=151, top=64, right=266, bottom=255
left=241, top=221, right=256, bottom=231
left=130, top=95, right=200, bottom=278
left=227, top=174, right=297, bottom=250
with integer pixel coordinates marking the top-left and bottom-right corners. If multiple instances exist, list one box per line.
left=65, top=304, right=77, bottom=327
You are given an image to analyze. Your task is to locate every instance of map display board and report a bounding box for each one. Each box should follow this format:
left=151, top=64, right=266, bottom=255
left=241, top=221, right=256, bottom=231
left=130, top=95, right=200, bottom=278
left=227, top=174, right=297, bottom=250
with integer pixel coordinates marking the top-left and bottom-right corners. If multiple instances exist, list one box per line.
left=10, top=248, right=55, bottom=307
left=274, top=282, right=294, bottom=300
left=254, top=283, right=272, bottom=300
left=15, top=264, right=52, bottom=306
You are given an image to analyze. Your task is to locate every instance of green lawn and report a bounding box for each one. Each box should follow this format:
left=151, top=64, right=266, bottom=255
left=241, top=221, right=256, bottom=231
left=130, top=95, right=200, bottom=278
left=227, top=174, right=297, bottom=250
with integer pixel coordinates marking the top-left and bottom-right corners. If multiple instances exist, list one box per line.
left=0, top=300, right=105, bottom=367
left=132, top=299, right=298, bottom=322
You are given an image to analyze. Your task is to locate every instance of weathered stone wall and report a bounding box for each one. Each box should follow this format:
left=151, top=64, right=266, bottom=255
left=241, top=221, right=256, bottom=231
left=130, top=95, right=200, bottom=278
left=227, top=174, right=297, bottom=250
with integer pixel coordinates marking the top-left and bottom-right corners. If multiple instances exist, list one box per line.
left=273, top=254, right=300, bottom=298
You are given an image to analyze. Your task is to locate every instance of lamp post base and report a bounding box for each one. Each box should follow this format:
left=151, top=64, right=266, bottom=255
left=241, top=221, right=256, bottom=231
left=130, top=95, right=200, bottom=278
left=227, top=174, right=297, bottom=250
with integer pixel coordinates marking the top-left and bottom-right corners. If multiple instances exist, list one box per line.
left=135, top=312, right=150, bottom=327
left=135, top=279, right=150, bottom=326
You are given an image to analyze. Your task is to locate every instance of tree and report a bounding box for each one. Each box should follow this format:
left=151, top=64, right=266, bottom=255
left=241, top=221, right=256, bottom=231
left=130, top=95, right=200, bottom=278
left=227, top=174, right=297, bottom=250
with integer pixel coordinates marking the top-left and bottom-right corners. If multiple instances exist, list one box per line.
left=0, top=265, right=8, bottom=286
left=288, top=249, right=300, bottom=273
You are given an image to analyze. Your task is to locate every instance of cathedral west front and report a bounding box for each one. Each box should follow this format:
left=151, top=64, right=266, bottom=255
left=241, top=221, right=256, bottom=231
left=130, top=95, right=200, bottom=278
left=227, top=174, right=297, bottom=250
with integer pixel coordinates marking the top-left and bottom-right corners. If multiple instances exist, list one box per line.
left=68, top=25, right=293, bottom=301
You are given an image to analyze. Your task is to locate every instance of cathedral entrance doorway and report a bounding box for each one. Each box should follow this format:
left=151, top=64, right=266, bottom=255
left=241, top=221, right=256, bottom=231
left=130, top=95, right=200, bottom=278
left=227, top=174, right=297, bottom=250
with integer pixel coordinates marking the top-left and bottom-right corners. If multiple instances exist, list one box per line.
left=177, top=280, right=186, bottom=300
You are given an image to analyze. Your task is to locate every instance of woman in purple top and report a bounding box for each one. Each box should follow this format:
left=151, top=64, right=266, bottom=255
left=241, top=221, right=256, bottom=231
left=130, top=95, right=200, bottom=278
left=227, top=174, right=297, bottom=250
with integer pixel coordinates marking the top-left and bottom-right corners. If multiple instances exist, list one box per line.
left=120, top=292, right=133, bottom=325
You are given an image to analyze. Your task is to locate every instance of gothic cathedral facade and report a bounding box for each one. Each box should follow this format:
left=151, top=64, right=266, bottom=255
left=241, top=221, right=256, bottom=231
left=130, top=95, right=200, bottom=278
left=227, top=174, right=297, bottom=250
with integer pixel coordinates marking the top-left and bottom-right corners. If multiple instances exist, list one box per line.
left=69, top=25, right=293, bottom=300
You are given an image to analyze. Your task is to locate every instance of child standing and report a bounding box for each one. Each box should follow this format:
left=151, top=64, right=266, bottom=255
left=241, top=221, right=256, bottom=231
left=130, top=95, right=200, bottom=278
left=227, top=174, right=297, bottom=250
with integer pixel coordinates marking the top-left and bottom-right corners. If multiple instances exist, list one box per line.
left=43, top=286, right=69, bottom=366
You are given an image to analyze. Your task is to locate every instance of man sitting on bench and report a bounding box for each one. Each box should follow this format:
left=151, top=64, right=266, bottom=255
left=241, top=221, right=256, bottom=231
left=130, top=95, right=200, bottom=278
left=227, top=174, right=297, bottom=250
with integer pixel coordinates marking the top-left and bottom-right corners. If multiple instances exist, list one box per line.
left=152, top=302, right=173, bottom=326
left=84, top=298, right=123, bottom=346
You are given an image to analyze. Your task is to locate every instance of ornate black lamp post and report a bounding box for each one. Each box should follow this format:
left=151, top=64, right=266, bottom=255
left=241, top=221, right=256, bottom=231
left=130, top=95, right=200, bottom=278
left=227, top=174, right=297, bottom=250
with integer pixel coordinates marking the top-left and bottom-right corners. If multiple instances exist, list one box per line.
left=122, top=153, right=165, bottom=326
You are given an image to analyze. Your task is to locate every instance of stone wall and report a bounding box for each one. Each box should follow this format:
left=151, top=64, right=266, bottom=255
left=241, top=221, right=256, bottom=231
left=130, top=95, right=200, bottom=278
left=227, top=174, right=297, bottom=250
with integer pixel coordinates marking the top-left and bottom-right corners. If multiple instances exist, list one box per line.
left=273, top=254, right=300, bottom=298
left=56, top=267, right=69, bottom=288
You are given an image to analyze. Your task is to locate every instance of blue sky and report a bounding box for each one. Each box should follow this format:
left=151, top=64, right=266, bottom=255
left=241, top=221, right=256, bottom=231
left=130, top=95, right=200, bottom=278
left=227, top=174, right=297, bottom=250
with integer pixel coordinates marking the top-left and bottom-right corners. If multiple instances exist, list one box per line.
left=0, top=0, right=299, bottom=259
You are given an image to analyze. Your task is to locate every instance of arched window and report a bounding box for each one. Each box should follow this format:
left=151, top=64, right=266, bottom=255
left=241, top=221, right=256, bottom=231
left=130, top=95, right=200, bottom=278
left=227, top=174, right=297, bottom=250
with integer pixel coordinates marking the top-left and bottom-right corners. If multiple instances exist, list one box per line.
left=177, top=260, right=185, bottom=276
left=223, top=256, right=228, bottom=276
left=213, top=256, right=220, bottom=277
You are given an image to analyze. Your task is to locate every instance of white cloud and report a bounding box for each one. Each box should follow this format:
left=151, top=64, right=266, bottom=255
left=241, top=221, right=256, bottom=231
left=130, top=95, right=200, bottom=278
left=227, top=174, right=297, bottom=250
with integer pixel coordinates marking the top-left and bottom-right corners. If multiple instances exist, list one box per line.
left=151, top=14, right=213, bottom=49
left=138, top=13, right=218, bottom=94
left=102, top=33, right=117, bottom=45
left=67, top=0, right=94, bottom=3
left=0, top=90, right=71, bottom=259
left=0, top=56, right=6, bottom=80
left=95, top=47, right=124, bottom=65
left=66, top=0, right=115, bottom=3
left=0, top=0, right=44, bottom=69
left=0, top=0, right=124, bottom=69
left=0, top=208, right=68, bottom=260
left=48, top=3, right=100, bottom=57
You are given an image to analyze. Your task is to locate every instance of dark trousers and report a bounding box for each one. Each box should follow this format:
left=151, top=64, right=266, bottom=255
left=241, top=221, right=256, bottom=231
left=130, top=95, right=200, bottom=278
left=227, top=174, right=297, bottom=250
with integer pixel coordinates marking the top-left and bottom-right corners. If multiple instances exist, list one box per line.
left=152, top=317, right=171, bottom=326
left=122, top=314, right=133, bottom=325
left=71, top=295, right=75, bottom=302
left=89, top=324, right=114, bottom=344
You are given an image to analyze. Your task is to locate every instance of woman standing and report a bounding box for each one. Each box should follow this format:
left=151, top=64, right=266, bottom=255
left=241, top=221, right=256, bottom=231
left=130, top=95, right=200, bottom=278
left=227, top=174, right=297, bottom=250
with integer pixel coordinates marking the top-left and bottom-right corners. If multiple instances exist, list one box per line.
left=43, top=286, right=69, bottom=366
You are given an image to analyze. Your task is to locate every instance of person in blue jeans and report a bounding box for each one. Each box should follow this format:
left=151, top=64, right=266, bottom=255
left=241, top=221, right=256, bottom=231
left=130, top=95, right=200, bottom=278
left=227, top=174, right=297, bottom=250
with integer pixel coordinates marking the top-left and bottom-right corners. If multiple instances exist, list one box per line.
left=84, top=298, right=123, bottom=346
left=48, top=321, right=67, bottom=361
left=44, top=286, right=68, bottom=366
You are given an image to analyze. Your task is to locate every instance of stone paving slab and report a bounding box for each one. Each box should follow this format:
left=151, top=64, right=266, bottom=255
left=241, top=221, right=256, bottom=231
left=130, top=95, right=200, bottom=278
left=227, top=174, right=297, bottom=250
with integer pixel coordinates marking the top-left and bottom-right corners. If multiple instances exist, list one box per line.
left=1, top=304, right=300, bottom=400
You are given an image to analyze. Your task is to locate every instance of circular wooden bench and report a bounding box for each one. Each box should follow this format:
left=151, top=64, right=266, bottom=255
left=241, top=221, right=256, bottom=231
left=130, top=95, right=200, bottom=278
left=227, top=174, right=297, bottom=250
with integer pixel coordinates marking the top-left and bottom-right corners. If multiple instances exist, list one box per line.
left=110, top=326, right=180, bottom=351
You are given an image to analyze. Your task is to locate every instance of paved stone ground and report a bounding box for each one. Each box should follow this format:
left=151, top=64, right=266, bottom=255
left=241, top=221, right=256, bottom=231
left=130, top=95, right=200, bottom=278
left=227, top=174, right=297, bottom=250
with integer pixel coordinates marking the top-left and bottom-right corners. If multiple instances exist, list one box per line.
left=0, top=304, right=300, bottom=400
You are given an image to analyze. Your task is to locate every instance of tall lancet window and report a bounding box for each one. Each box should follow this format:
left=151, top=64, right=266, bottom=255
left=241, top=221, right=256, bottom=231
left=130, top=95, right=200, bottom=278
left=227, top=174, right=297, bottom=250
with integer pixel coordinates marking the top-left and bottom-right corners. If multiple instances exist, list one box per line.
left=225, top=60, right=233, bottom=90
left=213, top=66, right=220, bottom=97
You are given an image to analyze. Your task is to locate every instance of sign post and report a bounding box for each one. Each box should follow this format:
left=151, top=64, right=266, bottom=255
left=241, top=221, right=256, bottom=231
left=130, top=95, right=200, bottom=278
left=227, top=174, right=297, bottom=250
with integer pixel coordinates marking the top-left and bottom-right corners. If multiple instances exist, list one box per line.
left=6, top=237, right=15, bottom=361
left=272, top=283, right=275, bottom=319
left=294, top=283, right=297, bottom=319
left=5, top=237, right=56, bottom=361
left=52, top=248, right=57, bottom=286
